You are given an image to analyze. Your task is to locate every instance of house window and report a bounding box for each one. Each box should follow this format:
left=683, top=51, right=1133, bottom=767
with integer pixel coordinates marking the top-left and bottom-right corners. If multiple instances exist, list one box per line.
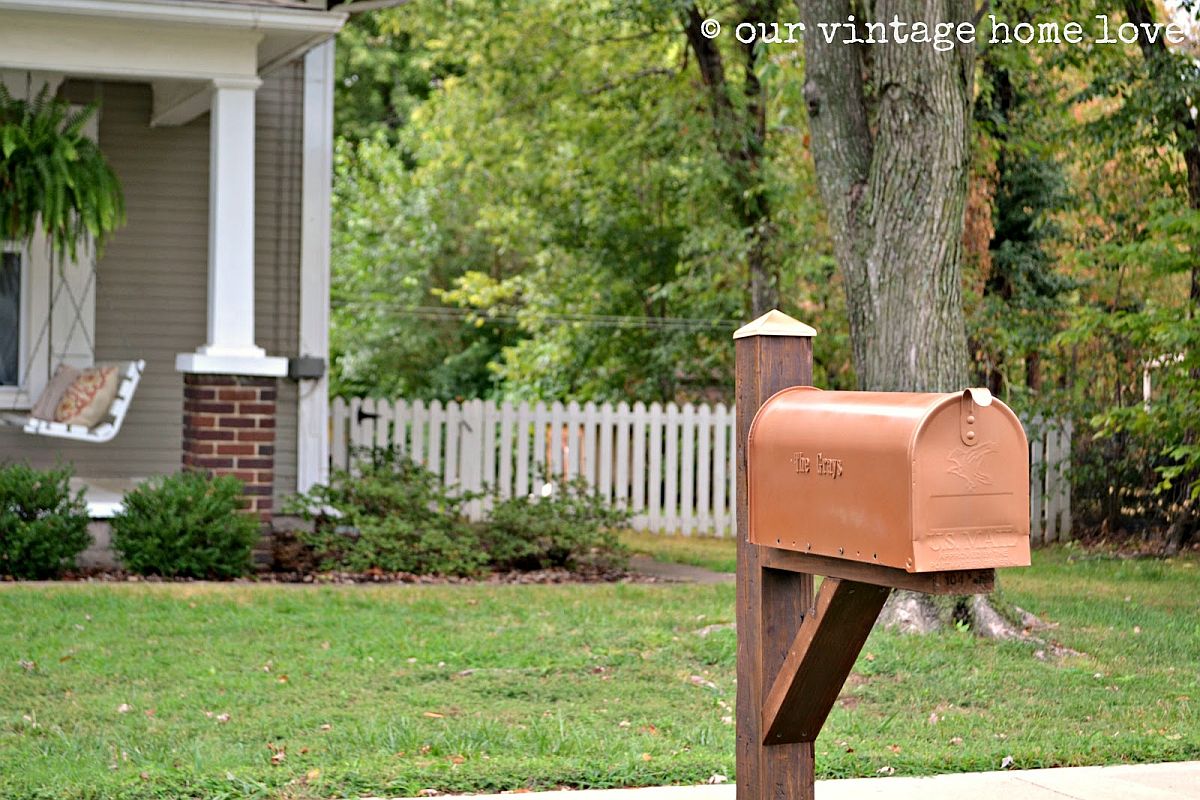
left=0, top=247, right=21, bottom=387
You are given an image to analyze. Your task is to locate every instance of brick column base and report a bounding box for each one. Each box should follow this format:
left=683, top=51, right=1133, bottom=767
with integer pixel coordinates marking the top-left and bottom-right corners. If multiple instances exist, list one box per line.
left=182, top=374, right=277, bottom=521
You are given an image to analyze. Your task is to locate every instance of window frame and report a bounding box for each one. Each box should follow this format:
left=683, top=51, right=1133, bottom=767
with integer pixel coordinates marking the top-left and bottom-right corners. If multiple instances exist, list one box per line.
left=0, top=237, right=52, bottom=411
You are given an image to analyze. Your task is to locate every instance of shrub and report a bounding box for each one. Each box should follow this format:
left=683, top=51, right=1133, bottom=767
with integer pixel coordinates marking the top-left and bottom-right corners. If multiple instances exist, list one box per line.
left=288, top=448, right=487, bottom=576
left=0, top=463, right=91, bottom=579
left=287, top=449, right=631, bottom=577
left=481, top=472, right=630, bottom=572
left=111, top=472, right=259, bottom=579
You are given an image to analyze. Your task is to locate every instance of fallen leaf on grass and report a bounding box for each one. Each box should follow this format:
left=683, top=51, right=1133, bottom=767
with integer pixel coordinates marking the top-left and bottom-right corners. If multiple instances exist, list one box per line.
left=1001, top=755, right=1014, bottom=769
left=319, top=723, right=332, bottom=731
left=888, top=744, right=902, bottom=754
left=117, top=704, right=133, bottom=714
left=18, top=660, right=36, bottom=672
left=707, top=774, right=729, bottom=785
left=877, top=766, right=895, bottom=775
left=950, top=737, right=963, bottom=745
left=423, top=711, right=444, bottom=719
left=641, top=753, right=652, bottom=761
left=689, top=675, right=717, bottom=689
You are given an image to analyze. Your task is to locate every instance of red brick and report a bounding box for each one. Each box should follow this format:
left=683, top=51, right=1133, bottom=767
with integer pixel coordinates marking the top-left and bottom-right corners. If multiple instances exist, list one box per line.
left=238, top=458, right=273, bottom=469
left=184, top=414, right=216, bottom=429
left=218, top=388, right=259, bottom=402
left=243, top=484, right=273, bottom=496
left=257, top=417, right=275, bottom=429
left=183, top=387, right=216, bottom=401
left=190, top=456, right=234, bottom=469
left=238, top=402, right=275, bottom=415
left=185, top=401, right=236, bottom=415
left=189, top=429, right=235, bottom=442
left=258, top=445, right=275, bottom=456
left=218, top=416, right=256, bottom=428
left=216, top=443, right=256, bottom=456
left=236, top=429, right=275, bottom=443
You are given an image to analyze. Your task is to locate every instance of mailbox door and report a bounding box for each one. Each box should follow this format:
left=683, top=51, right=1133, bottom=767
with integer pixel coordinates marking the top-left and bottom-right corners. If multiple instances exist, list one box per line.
left=910, top=396, right=1031, bottom=572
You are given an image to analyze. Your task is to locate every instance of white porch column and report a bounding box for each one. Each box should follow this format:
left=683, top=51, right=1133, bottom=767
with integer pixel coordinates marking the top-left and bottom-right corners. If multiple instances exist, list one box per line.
left=176, top=77, right=286, bottom=377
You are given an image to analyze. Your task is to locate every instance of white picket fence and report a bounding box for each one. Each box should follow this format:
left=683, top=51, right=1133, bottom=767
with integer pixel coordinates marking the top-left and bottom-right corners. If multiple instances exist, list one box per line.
left=330, top=398, right=1072, bottom=542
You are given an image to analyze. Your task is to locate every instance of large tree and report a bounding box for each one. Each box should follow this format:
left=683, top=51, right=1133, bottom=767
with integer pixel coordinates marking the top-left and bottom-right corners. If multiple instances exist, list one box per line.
left=800, top=0, right=1026, bottom=635
left=801, top=0, right=974, bottom=392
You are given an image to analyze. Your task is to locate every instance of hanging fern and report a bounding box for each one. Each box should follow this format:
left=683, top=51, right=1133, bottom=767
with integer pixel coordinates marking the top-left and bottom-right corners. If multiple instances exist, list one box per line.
left=0, top=83, right=125, bottom=261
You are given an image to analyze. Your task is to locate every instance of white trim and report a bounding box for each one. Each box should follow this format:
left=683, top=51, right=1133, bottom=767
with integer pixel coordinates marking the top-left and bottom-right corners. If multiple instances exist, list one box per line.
left=175, top=353, right=289, bottom=377
left=0, top=0, right=347, bottom=34
left=296, top=39, right=334, bottom=493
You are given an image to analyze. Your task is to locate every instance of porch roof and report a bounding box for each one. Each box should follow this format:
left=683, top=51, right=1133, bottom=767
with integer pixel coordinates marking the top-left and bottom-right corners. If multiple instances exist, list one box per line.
left=0, top=0, right=346, bottom=125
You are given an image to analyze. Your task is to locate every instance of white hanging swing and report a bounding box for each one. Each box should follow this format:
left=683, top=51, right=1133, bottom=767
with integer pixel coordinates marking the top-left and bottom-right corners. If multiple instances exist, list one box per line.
left=1, top=253, right=144, bottom=443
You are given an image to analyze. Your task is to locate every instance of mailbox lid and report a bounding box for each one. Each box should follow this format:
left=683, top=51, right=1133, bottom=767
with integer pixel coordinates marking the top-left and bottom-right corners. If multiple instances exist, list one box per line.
left=746, top=387, right=1031, bottom=572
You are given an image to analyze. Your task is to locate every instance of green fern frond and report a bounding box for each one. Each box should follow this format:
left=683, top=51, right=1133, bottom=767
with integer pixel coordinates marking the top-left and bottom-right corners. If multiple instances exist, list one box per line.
left=0, top=84, right=124, bottom=262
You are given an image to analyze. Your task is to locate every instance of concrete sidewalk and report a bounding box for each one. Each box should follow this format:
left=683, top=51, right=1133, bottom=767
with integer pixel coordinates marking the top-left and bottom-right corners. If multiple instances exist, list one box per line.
left=433, top=760, right=1200, bottom=800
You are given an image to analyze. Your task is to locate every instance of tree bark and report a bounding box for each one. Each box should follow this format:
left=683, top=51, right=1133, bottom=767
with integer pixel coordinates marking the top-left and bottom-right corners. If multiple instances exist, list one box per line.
left=684, top=2, right=782, bottom=317
left=800, top=0, right=1021, bottom=635
left=800, top=0, right=974, bottom=391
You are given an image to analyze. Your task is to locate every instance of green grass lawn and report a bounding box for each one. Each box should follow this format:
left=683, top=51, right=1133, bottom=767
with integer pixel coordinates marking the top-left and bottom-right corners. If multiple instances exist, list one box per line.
left=1, top=547, right=1197, bottom=799
left=621, top=531, right=737, bottom=573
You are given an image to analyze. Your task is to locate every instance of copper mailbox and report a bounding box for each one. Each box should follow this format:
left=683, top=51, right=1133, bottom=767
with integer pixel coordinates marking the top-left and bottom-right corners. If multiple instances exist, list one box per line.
left=747, top=387, right=1030, bottom=573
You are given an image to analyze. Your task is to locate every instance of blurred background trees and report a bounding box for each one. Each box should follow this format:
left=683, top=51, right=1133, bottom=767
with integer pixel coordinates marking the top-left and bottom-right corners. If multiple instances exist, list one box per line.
left=330, top=0, right=1198, bottom=548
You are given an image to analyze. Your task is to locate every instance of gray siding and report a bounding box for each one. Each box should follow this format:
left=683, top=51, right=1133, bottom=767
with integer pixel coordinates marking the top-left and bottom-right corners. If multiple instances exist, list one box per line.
left=0, top=65, right=307, bottom=501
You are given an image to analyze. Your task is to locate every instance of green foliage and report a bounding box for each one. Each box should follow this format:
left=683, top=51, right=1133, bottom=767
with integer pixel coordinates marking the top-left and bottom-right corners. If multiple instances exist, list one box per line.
left=0, top=463, right=90, bottom=579
left=485, top=472, right=630, bottom=572
left=330, top=0, right=845, bottom=403
left=289, top=448, right=488, bottom=576
left=287, top=448, right=629, bottom=576
left=111, top=472, right=259, bottom=579
left=0, top=83, right=124, bottom=260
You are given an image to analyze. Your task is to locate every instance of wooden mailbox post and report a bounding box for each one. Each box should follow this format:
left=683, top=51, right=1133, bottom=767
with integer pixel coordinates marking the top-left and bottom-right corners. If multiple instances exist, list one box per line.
left=733, top=310, right=1029, bottom=799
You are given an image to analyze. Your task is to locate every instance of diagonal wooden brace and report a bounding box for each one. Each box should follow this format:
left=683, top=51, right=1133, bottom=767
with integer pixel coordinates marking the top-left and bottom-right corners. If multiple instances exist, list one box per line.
left=761, top=577, right=892, bottom=745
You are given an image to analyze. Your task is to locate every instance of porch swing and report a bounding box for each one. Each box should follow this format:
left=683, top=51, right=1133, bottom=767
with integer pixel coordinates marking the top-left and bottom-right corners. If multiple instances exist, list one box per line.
left=1, top=255, right=144, bottom=444
left=1, top=77, right=141, bottom=443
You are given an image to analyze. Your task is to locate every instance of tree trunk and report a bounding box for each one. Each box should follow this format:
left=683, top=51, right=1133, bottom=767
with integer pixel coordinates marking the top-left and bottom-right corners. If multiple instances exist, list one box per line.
left=801, top=0, right=1022, bottom=636
left=684, top=2, right=782, bottom=317
left=801, top=0, right=973, bottom=391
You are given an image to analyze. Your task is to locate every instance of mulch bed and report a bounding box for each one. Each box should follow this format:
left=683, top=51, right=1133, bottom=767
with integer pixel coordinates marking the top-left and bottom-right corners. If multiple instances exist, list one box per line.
left=39, top=565, right=663, bottom=586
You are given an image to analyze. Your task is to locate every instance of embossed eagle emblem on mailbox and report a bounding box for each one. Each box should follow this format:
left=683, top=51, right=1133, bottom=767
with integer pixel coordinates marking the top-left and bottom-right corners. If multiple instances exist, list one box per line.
left=946, top=441, right=999, bottom=491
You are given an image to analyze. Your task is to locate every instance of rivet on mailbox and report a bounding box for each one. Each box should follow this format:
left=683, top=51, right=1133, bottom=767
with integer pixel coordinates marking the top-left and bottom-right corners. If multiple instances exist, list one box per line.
left=747, top=386, right=1031, bottom=573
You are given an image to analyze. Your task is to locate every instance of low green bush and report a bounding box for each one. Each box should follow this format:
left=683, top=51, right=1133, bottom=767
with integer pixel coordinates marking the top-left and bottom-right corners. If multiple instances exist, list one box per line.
left=0, top=463, right=91, bottom=579
left=289, top=448, right=488, bottom=576
left=111, top=472, right=259, bottom=579
left=287, top=449, right=629, bottom=577
left=482, top=473, right=630, bottom=572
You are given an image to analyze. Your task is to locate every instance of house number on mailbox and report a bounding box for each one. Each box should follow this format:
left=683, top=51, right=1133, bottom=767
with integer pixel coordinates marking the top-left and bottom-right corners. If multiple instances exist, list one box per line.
left=790, top=451, right=844, bottom=479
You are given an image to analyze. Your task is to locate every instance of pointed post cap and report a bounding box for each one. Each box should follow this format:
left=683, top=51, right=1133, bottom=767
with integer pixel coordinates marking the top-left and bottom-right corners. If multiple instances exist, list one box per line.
left=732, top=309, right=817, bottom=340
